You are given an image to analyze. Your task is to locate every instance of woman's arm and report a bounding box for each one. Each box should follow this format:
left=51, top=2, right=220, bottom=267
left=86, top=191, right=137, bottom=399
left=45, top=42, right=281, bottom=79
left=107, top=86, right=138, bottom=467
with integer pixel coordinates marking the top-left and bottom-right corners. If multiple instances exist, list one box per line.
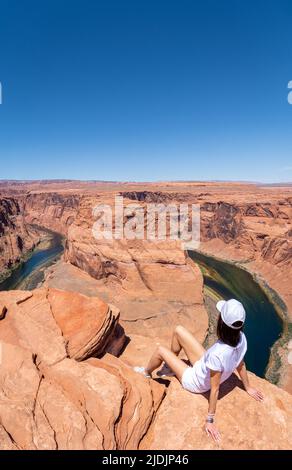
left=236, top=361, right=264, bottom=401
left=205, top=370, right=221, bottom=443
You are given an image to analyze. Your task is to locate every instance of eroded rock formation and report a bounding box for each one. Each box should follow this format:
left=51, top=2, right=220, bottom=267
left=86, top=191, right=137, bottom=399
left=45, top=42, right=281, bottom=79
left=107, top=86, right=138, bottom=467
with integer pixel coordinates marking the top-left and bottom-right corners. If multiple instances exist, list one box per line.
left=0, top=288, right=123, bottom=364
left=0, top=288, right=165, bottom=450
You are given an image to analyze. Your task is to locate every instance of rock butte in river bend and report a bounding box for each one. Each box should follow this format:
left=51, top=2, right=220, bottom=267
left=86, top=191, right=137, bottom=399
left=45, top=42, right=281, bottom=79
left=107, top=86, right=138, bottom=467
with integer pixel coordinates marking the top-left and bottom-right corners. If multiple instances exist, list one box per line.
left=0, top=180, right=291, bottom=449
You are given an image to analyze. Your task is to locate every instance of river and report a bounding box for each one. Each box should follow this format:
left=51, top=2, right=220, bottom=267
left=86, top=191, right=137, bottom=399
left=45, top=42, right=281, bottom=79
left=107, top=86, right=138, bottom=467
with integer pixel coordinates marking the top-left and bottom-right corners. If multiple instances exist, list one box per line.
left=188, top=250, right=283, bottom=378
left=0, top=229, right=64, bottom=291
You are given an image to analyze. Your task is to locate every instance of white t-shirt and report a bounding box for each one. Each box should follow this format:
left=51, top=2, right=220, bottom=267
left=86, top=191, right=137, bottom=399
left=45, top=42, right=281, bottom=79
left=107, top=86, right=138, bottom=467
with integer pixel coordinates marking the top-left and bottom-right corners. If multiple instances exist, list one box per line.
left=189, top=332, right=247, bottom=393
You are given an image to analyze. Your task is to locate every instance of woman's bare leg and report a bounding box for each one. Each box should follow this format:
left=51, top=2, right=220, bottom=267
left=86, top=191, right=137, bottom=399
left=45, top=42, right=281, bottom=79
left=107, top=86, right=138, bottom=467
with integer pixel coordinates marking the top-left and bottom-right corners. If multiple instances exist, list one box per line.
left=171, top=325, right=205, bottom=365
left=146, top=346, right=188, bottom=382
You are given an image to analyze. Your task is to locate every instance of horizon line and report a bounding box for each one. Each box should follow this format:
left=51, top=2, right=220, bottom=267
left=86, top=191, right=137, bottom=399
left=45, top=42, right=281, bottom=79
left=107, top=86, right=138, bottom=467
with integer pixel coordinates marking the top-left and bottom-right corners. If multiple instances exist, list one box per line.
left=0, top=178, right=292, bottom=186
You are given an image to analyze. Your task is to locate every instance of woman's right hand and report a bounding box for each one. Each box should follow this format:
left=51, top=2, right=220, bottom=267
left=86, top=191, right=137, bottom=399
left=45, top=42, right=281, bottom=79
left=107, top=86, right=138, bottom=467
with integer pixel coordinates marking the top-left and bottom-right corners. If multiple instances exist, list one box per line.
left=246, top=386, right=264, bottom=401
left=205, top=422, right=221, bottom=443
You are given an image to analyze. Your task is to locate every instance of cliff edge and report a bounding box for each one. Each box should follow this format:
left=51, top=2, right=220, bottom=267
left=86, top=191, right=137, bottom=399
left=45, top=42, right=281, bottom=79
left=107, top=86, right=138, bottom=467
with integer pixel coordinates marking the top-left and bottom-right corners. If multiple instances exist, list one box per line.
left=0, top=287, right=291, bottom=450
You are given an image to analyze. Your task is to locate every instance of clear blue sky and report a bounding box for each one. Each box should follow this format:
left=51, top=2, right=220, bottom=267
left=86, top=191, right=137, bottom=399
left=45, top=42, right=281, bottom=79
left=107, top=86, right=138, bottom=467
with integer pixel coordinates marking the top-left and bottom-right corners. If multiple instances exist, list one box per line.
left=0, top=0, right=292, bottom=182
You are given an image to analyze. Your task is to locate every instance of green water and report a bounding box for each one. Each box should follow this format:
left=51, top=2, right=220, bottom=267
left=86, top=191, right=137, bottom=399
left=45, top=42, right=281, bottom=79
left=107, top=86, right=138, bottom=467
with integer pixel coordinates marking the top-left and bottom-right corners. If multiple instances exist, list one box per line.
left=0, top=229, right=64, bottom=291
left=188, top=250, right=283, bottom=378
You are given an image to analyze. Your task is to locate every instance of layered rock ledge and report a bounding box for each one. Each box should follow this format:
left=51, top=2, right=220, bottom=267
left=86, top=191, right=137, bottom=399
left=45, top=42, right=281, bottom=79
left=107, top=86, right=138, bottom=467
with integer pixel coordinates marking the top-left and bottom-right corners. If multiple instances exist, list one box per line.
left=0, top=288, right=164, bottom=450
left=141, top=374, right=292, bottom=450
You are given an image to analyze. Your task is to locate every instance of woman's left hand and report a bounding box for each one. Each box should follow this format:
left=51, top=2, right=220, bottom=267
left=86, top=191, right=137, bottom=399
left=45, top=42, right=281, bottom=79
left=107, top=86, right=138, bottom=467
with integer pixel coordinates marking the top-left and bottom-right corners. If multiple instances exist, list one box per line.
left=205, top=422, right=221, bottom=443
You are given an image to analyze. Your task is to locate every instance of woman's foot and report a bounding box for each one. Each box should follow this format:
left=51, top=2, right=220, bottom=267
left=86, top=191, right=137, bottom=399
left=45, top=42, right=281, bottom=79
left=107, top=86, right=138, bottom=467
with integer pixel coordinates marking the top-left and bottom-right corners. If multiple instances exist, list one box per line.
left=156, top=362, right=175, bottom=377
left=133, top=366, right=152, bottom=378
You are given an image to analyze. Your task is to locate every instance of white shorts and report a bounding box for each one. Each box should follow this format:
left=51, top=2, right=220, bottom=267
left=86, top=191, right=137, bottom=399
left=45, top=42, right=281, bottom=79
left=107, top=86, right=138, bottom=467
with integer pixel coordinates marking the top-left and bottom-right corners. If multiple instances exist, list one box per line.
left=181, top=366, right=202, bottom=394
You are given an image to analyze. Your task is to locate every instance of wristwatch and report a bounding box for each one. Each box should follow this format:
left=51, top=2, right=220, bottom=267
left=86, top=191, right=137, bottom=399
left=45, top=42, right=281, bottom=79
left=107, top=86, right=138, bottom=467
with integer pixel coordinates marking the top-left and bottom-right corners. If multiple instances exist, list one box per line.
left=206, top=416, right=214, bottom=423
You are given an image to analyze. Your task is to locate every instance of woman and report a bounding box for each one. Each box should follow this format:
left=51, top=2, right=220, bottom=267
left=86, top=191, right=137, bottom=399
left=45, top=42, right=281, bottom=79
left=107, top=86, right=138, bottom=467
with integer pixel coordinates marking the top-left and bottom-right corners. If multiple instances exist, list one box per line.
left=134, top=298, right=264, bottom=443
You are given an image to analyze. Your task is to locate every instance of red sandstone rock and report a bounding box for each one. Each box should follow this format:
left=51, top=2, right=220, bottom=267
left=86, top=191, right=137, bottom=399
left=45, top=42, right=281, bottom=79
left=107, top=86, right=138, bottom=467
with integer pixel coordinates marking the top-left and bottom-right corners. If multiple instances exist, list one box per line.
left=47, top=288, right=122, bottom=360
left=0, top=340, right=95, bottom=450
left=141, top=373, right=292, bottom=450
left=40, top=358, right=125, bottom=449
left=0, top=341, right=165, bottom=450
left=0, top=288, right=125, bottom=363
left=0, top=342, right=45, bottom=449
left=87, top=354, right=165, bottom=450
left=0, top=289, right=67, bottom=365
left=0, top=288, right=164, bottom=450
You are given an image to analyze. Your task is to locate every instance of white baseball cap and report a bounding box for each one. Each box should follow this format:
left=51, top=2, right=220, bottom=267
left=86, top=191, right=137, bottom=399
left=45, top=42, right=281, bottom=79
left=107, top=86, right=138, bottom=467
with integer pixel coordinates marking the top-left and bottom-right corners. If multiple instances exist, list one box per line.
left=216, top=299, right=246, bottom=329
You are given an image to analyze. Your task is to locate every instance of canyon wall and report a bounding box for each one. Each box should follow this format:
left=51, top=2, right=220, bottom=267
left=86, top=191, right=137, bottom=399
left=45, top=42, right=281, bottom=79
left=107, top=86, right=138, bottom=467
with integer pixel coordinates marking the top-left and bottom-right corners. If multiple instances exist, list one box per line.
left=4, top=188, right=290, bottom=286
left=23, top=192, right=80, bottom=235
left=200, top=199, right=292, bottom=265
left=117, top=190, right=292, bottom=322
left=0, top=197, right=39, bottom=282
left=4, top=184, right=290, bottom=291
left=0, top=191, right=81, bottom=282
left=120, top=190, right=292, bottom=268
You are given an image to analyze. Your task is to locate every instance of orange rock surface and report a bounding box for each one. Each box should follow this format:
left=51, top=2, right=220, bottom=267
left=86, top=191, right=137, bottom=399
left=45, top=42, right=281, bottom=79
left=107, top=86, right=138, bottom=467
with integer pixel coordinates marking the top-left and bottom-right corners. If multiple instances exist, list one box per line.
left=0, top=288, right=164, bottom=450
left=142, top=374, right=292, bottom=450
